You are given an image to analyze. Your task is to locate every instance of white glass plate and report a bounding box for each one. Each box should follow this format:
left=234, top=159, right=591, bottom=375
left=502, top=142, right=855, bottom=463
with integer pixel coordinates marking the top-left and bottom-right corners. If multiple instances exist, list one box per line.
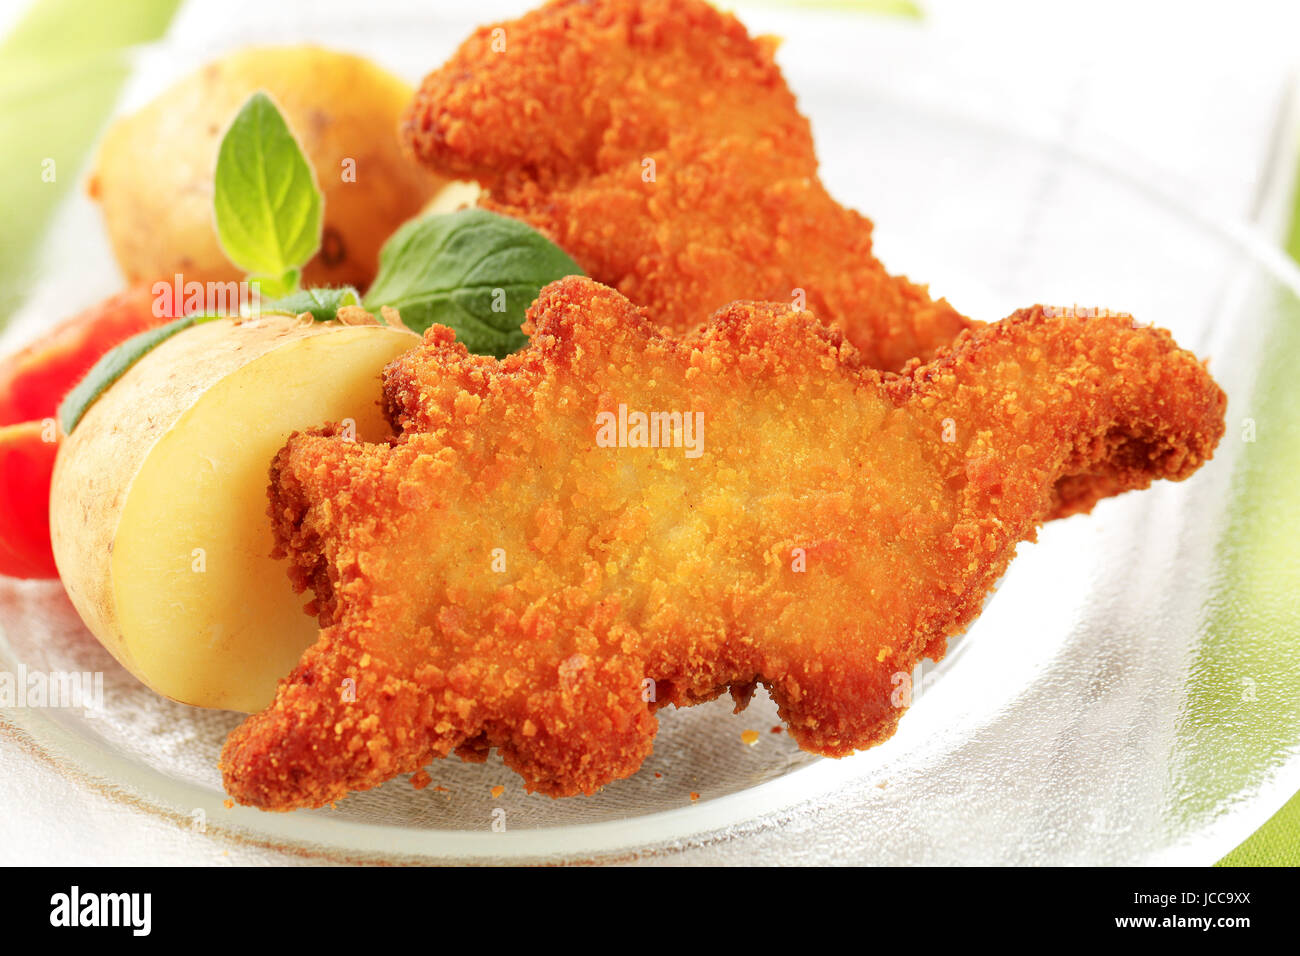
left=1, top=3, right=1297, bottom=865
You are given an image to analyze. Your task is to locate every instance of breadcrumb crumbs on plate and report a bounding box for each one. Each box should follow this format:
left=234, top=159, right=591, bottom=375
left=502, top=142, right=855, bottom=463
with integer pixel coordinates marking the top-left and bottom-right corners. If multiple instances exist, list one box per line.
left=741, top=729, right=760, bottom=746
left=654, top=772, right=662, bottom=778
left=491, top=784, right=505, bottom=798
left=433, top=785, right=449, bottom=793
left=223, top=799, right=233, bottom=809
left=689, top=792, right=700, bottom=802
left=411, top=770, right=432, bottom=790
left=770, top=726, right=783, bottom=734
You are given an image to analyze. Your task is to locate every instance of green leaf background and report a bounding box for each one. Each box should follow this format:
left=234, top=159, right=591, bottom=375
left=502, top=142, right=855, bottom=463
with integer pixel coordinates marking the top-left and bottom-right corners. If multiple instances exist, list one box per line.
left=0, top=0, right=181, bottom=333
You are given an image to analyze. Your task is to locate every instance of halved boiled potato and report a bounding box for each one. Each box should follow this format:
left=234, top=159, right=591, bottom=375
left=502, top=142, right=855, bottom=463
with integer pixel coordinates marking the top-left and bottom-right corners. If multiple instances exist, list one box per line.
left=50, top=315, right=417, bottom=712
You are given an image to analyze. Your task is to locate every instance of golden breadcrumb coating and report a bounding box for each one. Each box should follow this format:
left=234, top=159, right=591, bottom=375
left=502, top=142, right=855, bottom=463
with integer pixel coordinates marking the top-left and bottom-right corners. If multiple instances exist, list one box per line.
left=219, top=277, right=1225, bottom=810
left=402, top=0, right=972, bottom=372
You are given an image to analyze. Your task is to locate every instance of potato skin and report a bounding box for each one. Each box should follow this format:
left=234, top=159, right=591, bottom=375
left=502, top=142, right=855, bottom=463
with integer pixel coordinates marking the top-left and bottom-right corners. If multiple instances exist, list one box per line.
left=88, top=46, right=442, bottom=291
left=51, top=317, right=317, bottom=673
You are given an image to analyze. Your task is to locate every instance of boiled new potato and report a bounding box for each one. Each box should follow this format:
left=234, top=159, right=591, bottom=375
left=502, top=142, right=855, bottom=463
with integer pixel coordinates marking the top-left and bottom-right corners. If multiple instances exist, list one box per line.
left=88, top=46, right=442, bottom=290
left=50, top=313, right=417, bottom=712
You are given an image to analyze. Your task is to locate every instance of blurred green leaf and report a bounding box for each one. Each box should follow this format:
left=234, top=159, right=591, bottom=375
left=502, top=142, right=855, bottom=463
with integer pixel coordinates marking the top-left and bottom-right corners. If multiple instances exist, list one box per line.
left=0, top=0, right=181, bottom=332
left=1205, top=144, right=1300, bottom=866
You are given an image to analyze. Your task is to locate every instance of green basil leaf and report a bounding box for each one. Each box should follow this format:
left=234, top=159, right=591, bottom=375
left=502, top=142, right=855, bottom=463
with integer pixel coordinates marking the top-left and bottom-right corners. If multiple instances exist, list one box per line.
left=261, top=286, right=360, bottom=322
left=362, top=209, right=583, bottom=357
left=249, top=269, right=300, bottom=301
left=213, top=91, right=321, bottom=284
left=59, top=313, right=219, bottom=434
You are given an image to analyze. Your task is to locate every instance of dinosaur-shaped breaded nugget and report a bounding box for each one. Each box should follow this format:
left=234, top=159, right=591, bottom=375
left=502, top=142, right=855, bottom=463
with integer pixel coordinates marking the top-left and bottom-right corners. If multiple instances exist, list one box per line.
left=220, top=278, right=1225, bottom=810
left=402, top=0, right=973, bottom=372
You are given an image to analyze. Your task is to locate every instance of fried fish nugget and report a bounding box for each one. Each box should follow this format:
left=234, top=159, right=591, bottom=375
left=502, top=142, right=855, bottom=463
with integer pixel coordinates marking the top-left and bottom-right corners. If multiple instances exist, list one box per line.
left=402, top=0, right=972, bottom=372
left=219, top=278, right=1224, bottom=809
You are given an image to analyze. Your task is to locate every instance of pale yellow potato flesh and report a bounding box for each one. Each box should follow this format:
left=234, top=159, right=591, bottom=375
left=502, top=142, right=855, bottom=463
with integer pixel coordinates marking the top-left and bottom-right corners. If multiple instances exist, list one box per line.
left=51, top=317, right=417, bottom=712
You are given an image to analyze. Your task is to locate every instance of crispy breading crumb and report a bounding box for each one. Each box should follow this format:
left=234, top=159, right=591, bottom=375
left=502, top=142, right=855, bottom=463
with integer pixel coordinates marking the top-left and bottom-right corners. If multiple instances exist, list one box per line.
left=741, top=730, right=760, bottom=746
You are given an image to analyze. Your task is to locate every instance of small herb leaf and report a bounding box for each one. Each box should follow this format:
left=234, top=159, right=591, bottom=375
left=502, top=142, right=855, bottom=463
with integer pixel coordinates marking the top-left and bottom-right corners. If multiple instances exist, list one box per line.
left=213, top=92, right=322, bottom=283
left=261, top=286, right=361, bottom=322
left=249, top=269, right=301, bottom=301
left=362, top=209, right=583, bottom=357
